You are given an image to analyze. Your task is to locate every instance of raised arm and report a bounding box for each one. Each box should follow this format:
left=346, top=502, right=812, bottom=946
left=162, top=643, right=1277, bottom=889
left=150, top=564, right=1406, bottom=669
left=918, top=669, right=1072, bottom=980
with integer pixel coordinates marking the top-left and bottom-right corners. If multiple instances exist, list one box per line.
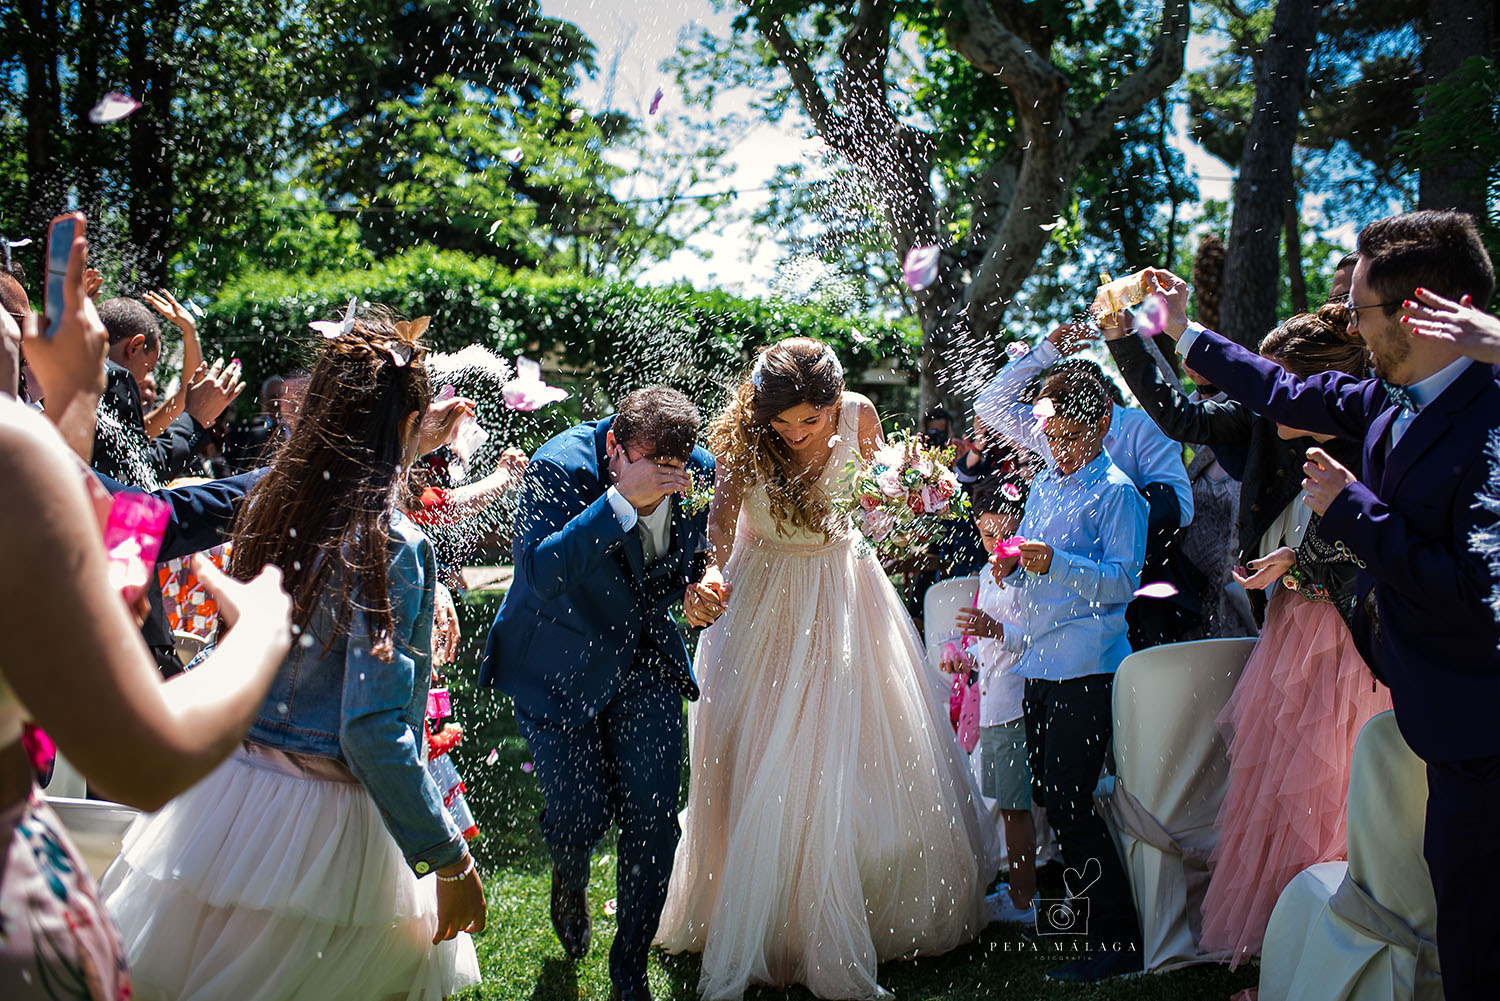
left=1105, top=332, right=1254, bottom=447
left=512, top=456, right=630, bottom=601
left=0, top=408, right=290, bottom=812
left=141, top=290, right=203, bottom=439
left=974, top=338, right=1054, bottom=460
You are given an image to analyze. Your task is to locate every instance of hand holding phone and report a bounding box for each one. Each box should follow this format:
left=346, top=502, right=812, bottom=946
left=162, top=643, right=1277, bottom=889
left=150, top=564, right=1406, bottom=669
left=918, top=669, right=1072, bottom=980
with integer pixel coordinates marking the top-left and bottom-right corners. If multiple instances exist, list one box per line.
left=43, top=213, right=84, bottom=340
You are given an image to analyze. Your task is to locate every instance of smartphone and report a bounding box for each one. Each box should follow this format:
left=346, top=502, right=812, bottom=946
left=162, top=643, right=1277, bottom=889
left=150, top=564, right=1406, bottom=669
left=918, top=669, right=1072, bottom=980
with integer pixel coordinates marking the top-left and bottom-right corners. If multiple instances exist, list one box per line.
left=43, top=213, right=84, bottom=340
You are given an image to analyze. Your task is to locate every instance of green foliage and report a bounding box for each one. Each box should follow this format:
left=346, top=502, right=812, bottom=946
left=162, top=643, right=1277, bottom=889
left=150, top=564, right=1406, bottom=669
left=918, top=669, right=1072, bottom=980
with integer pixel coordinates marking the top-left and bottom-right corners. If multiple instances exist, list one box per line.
left=200, top=247, right=919, bottom=444
left=1394, top=56, right=1500, bottom=258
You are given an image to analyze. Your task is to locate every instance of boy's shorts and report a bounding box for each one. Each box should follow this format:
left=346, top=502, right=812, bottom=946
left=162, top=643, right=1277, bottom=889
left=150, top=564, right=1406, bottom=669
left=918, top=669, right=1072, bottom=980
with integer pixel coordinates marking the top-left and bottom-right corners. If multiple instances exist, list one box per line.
left=980, top=719, right=1033, bottom=812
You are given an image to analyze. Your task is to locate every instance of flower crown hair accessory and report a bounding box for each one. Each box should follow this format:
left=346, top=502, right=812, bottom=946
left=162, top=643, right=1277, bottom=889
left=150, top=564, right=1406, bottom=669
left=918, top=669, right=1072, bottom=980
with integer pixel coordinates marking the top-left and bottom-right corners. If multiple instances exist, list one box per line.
left=750, top=343, right=844, bottom=392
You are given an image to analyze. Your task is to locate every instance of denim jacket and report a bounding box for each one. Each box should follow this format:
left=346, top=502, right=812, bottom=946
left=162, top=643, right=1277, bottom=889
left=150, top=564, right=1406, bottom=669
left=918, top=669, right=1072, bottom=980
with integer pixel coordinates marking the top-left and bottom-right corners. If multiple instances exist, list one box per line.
left=247, top=512, right=465, bottom=875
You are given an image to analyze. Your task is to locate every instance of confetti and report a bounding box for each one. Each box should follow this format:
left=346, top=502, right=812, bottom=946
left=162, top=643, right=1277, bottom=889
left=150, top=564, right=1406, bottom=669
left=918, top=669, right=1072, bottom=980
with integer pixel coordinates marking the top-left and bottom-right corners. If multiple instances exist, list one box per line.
left=485, top=748, right=499, bottom=766
left=1005, top=341, right=1029, bottom=360
left=88, top=92, right=141, bottom=124
left=603, top=898, right=618, bottom=916
left=520, top=761, right=534, bottom=773
left=1134, top=581, right=1180, bottom=599
left=1039, top=219, right=1064, bottom=232
left=487, top=219, right=503, bottom=237
left=1000, top=482, right=1022, bottom=502
left=502, top=146, right=524, bottom=165
left=186, top=299, right=205, bottom=318
left=1131, top=293, right=1169, bottom=337
left=994, top=535, right=1025, bottom=559
left=502, top=356, right=570, bottom=411
left=902, top=245, right=940, bottom=292
left=649, top=88, right=664, bottom=115
left=567, top=108, right=585, bottom=124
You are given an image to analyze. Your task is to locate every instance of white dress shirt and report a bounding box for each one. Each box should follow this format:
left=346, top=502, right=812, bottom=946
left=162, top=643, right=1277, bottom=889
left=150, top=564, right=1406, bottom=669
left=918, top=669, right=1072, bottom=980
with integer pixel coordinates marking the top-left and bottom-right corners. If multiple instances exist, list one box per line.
left=606, top=486, right=673, bottom=564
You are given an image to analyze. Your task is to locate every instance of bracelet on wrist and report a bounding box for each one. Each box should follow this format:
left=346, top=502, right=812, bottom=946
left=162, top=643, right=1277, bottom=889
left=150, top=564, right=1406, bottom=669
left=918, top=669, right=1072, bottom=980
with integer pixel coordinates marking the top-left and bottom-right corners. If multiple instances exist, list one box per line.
left=436, top=855, right=476, bottom=882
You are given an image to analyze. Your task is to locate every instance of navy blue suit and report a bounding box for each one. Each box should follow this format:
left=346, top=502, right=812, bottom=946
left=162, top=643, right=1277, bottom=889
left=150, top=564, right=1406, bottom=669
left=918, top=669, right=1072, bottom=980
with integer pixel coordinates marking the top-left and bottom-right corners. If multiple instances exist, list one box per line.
left=1185, top=329, right=1500, bottom=999
left=480, top=417, right=712, bottom=991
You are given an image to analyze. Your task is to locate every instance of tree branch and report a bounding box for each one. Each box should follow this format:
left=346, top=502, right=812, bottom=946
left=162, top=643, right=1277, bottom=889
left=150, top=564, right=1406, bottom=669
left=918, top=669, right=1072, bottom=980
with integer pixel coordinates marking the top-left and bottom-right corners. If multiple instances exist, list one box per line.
left=1073, top=0, right=1192, bottom=153
left=941, top=0, right=1067, bottom=113
left=754, top=14, right=839, bottom=137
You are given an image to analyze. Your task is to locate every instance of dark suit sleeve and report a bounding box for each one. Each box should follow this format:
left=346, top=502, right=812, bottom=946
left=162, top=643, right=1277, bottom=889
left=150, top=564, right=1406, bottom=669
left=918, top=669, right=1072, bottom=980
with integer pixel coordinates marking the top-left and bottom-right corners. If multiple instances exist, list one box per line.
left=94, top=469, right=264, bottom=561
left=1107, top=336, right=1254, bottom=447
left=513, top=457, right=631, bottom=601
left=1184, top=327, right=1383, bottom=441
left=145, top=412, right=209, bottom=481
left=1321, top=468, right=1498, bottom=613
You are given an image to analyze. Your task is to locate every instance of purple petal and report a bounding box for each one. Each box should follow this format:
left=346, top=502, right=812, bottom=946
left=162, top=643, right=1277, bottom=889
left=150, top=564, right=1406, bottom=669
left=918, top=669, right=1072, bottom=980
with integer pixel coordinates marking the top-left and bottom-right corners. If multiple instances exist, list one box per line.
left=89, top=92, right=141, bottom=124
left=649, top=88, right=664, bottom=115
left=1134, top=581, right=1180, bottom=599
left=1132, top=293, right=1169, bottom=337
left=903, top=245, right=941, bottom=291
left=520, top=761, right=534, bottom=773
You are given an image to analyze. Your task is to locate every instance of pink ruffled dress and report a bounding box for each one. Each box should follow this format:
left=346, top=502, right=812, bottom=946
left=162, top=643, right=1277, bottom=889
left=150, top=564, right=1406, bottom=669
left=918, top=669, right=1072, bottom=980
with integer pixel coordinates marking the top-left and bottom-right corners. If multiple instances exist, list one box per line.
left=1199, top=518, right=1393, bottom=967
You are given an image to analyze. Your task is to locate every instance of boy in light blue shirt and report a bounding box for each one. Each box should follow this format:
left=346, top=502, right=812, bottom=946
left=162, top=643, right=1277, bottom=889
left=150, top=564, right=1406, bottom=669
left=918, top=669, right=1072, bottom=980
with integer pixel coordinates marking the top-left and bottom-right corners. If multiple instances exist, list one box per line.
left=993, top=366, right=1147, bottom=982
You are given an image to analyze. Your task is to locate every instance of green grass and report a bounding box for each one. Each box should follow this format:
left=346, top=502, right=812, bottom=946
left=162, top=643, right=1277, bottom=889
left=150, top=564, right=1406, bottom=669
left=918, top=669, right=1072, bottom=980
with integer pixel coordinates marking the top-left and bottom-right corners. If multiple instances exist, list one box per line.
left=446, top=591, right=1259, bottom=1001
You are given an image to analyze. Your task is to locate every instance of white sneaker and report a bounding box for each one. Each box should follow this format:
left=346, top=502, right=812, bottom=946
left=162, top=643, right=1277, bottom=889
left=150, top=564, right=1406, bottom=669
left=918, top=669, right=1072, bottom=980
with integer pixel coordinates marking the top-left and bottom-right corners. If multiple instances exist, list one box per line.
left=986, top=890, right=1038, bottom=925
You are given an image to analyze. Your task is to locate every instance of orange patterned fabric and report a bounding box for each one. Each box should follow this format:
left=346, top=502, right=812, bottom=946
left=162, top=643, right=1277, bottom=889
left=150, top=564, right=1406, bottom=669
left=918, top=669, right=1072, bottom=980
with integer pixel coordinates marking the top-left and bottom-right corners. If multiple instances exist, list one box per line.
left=158, top=543, right=229, bottom=639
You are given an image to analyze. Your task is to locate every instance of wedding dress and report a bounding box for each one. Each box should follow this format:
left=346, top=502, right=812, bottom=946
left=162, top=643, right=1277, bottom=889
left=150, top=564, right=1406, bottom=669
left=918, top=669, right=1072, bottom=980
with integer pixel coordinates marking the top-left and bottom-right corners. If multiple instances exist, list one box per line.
left=656, top=396, right=1000, bottom=1000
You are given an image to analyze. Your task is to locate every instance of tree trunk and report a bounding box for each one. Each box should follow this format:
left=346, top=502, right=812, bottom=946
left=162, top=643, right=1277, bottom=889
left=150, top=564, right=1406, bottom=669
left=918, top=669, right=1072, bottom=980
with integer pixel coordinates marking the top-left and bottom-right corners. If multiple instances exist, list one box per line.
left=1220, top=0, right=1318, bottom=348
left=1420, top=0, right=1498, bottom=215
left=1285, top=197, right=1308, bottom=314
left=21, top=0, right=62, bottom=241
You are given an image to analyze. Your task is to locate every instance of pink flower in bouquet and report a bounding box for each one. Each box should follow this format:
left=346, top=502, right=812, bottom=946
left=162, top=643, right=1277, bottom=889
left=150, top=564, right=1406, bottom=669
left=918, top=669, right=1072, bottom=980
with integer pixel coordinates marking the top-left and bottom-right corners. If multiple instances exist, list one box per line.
left=908, top=492, right=927, bottom=515
left=863, top=508, right=895, bottom=542
left=873, top=441, right=906, bottom=469
left=920, top=484, right=945, bottom=514
left=935, top=471, right=959, bottom=499
left=859, top=493, right=881, bottom=511
left=875, top=468, right=905, bottom=498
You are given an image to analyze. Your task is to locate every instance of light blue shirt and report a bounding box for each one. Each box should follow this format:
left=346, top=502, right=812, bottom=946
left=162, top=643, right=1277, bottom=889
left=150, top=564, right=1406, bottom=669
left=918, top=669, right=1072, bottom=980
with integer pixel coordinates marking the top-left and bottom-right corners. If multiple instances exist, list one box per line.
left=975, top=338, right=1194, bottom=526
left=1389, top=356, right=1472, bottom=450
left=606, top=485, right=672, bottom=563
left=999, top=452, right=1148, bottom=681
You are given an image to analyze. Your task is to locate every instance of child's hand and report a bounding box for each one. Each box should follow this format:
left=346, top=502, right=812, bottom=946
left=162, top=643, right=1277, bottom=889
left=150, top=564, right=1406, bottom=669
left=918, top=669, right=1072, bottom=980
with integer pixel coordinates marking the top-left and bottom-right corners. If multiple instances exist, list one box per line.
left=433, top=856, right=486, bottom=944
left=432, top=582, right=461, bottom=666
left=141, top=289, right=197, bottom=335
left=990, top=552, right=1020, bottom=588
left=956, top=606, right=1003, bottom=640
left=1017, top=540, right=1053, bottom=575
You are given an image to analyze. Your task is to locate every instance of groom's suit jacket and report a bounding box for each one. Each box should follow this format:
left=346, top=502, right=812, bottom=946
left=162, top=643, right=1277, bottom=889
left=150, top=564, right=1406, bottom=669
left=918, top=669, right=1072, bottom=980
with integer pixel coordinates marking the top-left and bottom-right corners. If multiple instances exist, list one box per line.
left=1184, top=328, right=1500, bottom=763
left=479, top=416, right=714, bottom=726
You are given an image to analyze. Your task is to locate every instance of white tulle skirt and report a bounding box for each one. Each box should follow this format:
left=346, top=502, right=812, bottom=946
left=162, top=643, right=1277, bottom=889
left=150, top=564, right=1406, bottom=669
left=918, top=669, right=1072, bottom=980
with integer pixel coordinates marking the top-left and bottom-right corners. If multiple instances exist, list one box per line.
left=99, top=742, right=480, bottom=1001
left=655, top=531, right=1001, bottom=1001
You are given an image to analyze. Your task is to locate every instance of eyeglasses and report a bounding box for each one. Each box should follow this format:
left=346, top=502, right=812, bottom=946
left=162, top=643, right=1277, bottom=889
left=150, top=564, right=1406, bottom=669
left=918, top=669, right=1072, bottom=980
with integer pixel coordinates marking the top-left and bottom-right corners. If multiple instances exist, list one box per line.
left=1343, top=294, right=1403, bottom=323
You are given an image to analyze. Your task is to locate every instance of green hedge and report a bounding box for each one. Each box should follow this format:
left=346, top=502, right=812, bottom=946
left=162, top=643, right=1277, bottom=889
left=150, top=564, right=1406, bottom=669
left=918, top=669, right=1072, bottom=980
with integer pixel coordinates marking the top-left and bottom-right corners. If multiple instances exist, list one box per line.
left=201, top=248, right=920, bottom=449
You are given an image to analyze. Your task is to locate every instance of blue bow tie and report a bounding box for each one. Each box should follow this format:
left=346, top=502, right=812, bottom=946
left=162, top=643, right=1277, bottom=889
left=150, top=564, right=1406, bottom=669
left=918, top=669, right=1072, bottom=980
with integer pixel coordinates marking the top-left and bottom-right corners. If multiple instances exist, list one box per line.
left=1381, top=381, right=1418, bottom=414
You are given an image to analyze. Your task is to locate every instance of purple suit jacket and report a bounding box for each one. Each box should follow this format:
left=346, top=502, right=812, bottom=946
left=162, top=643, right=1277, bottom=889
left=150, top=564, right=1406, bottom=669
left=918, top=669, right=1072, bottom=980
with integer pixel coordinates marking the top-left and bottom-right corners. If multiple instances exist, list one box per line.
left=1185, top=328, right=1500, bottom=763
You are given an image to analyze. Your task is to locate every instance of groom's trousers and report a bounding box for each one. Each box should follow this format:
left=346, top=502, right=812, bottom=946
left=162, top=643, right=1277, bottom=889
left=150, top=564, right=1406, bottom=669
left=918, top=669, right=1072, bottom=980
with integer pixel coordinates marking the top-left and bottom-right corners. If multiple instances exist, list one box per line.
left=516, top=649, right=684, bottom=991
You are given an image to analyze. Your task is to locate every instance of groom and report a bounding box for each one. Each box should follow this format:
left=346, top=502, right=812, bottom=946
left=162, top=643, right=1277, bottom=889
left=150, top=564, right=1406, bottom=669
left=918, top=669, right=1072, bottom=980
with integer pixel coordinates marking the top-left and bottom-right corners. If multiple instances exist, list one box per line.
left=480, top=385, right=723, bottom=1001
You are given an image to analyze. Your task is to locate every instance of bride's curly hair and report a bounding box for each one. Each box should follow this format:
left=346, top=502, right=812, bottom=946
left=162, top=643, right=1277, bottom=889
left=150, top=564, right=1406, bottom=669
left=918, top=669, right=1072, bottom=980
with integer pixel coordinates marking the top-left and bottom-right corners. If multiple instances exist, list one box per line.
left=228, top=305, right=432, bottom=662
left=709, top=337, right=844, bottom=537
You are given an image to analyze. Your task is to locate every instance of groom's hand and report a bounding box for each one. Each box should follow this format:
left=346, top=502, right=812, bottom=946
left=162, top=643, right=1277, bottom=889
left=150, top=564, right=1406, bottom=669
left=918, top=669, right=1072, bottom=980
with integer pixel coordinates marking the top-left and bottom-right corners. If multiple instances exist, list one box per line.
left=616, top=453, right=692, bottom=510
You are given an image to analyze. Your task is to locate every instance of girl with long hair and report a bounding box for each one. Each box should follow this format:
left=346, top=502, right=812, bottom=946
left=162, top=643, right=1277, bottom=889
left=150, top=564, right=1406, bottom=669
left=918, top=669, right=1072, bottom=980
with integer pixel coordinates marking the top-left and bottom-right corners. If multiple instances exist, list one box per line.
left=102, top=307, right=486, bottom=1001
left=656, top=337, right=999, bottom=1001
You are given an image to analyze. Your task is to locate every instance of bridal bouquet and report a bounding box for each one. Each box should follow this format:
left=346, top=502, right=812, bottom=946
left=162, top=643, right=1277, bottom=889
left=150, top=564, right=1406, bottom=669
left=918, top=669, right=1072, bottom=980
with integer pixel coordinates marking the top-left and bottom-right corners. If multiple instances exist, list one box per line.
left=836, top=433, right=968, bottom=562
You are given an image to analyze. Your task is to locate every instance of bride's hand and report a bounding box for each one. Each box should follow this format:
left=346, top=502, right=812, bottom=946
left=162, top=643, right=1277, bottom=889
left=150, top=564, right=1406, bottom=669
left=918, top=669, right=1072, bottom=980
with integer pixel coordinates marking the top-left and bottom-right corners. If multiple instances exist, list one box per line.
left=684, top=566, right=730, bottom=628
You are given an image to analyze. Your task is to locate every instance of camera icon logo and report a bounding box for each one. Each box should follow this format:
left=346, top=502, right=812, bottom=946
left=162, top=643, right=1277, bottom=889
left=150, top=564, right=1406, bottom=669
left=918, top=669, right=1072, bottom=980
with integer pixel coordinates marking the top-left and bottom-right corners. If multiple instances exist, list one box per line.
left=1035, top=858, right=1102, bottom=937
left=1036, top=894, right=1090, bottom=936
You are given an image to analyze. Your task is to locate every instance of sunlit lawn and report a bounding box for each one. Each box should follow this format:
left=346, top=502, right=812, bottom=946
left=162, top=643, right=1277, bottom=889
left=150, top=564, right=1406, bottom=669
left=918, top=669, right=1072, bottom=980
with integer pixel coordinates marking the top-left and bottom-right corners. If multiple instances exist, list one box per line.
left=448, top=589, right=1258, bottom=1001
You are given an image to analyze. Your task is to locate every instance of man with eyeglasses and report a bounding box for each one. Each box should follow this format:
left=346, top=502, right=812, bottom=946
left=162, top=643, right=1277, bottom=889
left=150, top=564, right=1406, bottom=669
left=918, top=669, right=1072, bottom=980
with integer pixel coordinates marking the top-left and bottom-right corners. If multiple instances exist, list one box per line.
left=1150, top=209, right=1500, bottom=1001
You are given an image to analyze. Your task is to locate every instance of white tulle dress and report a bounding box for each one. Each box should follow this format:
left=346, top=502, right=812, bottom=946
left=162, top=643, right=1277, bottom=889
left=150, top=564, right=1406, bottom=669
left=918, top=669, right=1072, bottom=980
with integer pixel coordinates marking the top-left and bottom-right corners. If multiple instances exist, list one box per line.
left=655, top=397, right=1001, bottom=1000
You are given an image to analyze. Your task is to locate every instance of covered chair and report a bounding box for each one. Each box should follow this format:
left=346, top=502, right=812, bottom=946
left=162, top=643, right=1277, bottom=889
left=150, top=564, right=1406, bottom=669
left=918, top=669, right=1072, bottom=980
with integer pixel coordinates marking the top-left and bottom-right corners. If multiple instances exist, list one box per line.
left=1096, top=637, right=1257, bottom=972
left=922, top=575, right=979, bottom=671
left=1259, top=710, right=1440, bottom=1000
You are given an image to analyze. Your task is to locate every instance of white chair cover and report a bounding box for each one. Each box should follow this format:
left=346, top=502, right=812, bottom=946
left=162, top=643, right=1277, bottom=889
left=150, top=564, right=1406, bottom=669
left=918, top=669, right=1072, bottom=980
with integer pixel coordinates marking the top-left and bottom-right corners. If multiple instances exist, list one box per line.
left=922, top=575, right=979, bottom=671
left=1096, top=637, right=1257, bottom=972
left=1259, top=710, right=1441, bottom=1000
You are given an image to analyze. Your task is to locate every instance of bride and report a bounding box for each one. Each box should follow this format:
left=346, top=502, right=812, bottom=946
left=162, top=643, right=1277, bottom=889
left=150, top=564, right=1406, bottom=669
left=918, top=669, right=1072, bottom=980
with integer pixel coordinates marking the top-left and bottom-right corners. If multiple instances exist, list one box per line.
left=656, top=338, right=1000, bottom=1000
